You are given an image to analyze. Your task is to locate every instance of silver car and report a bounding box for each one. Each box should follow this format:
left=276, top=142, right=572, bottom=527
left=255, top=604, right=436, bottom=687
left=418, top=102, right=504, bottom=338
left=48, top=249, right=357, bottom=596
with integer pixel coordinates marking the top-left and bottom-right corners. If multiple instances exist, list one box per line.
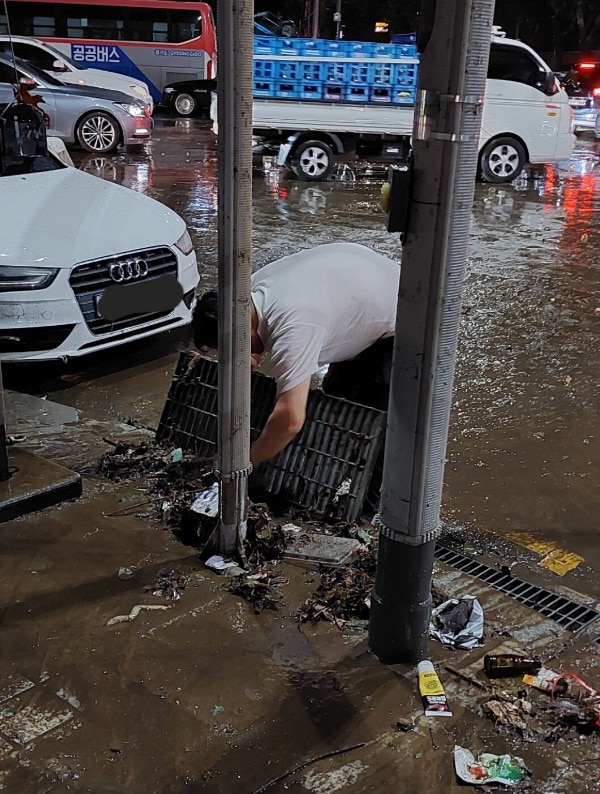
left=0, top=55, right=152, bottom=154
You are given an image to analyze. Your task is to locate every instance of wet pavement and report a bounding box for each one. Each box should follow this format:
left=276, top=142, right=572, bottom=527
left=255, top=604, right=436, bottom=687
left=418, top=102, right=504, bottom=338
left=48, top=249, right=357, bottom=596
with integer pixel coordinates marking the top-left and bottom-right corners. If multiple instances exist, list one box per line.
left=1, top=116, right=600, bottom=792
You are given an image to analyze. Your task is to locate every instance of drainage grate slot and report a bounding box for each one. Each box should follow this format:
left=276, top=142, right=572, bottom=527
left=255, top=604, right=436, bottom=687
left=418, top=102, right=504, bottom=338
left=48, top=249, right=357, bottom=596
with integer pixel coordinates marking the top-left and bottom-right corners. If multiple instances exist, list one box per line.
left=435, top=542, right=600, bottom=636
left=157, top=352, right=385, bottom=523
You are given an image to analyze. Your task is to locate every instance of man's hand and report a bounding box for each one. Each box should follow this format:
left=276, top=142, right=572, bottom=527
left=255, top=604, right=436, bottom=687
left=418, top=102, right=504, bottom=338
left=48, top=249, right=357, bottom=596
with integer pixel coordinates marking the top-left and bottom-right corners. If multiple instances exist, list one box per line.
left=250, top=379, right=311, bottom=467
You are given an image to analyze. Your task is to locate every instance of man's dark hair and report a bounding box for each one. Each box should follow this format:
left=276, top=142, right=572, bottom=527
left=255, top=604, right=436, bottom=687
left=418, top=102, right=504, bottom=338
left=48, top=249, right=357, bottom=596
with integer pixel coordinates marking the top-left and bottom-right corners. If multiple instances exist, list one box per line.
left=191, top=290, right=219, bottom=350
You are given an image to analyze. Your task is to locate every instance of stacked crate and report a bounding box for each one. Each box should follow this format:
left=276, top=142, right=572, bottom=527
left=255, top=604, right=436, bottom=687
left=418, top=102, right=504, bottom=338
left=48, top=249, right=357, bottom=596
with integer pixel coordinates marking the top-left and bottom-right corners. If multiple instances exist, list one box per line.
left=253, top=36, right=419, bottom=105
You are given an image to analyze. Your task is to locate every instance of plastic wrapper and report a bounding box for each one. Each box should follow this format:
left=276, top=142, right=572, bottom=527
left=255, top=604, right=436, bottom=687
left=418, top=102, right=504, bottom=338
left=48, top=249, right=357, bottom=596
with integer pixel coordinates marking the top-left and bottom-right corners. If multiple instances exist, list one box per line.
left=429, top=595, right=484, bottom=649
left=454, top=746, right=527, bottom=786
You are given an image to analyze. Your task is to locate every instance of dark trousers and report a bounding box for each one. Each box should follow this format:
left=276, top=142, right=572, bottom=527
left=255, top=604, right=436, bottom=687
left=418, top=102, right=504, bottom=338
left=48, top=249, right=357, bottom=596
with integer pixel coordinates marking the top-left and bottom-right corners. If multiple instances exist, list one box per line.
left=321, top=336, right=393, bottom=516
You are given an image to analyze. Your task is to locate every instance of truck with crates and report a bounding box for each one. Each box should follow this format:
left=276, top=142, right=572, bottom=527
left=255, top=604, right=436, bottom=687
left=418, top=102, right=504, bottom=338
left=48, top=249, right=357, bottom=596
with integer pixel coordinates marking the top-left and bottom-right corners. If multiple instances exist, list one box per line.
left=239, top=30, right=574, bottom=183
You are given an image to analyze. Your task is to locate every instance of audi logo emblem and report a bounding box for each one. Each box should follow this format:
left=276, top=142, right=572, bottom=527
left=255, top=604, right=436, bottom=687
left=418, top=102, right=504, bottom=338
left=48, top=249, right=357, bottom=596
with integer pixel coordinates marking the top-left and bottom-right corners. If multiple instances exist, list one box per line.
left=108, top=258, right=149, bottom=283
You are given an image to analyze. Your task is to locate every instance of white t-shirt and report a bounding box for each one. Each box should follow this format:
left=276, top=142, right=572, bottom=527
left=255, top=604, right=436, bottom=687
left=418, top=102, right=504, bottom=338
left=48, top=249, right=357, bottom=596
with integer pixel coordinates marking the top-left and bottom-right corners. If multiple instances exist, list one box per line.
left=251, top=242, right=400, bottom=395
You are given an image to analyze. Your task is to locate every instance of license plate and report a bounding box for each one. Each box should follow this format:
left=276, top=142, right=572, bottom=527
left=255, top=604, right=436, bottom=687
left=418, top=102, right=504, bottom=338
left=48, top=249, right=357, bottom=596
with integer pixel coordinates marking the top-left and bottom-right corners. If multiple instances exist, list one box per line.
left=569, top=98, right=588, bottom=107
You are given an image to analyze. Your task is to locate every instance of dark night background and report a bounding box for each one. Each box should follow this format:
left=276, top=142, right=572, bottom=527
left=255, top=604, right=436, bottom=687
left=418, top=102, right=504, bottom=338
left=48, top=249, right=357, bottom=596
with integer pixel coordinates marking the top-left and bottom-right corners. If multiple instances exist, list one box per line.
left=250, top=1, right=600, bottom=64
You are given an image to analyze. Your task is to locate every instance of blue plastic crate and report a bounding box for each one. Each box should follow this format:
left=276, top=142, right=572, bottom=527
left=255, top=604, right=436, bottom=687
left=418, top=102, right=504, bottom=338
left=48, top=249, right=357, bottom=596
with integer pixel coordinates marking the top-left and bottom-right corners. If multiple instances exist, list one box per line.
left=370, top=85, right=393, bottom=103
left=393, top=63, right=418, bottom=86
left=253, top=78, right=274, bottom=97
left=323, top=84, right=344, bottom=101
left=299, top=38, right=326, bottom=57
left=300, top=61, right=323, bottom=82
left=372, top=43, right=397, bottom=59
left=391, top=87, right=416, bottom=105
left=273, top=79, right=298, bottom=98
left=254, top=36, right=278, bottom=55
left=298, top=81, right=323, bottom=100
left=275, top=60, right=301, bottom=81
left=322, top=62, right=347, bottom=84
left=278, top=37, right=303, bottom=56
left=391, top=32, right=417, bottom=45
left=321, top=40, right=346, bottom=57
left=254, top=59, right=278, bottom=80
left=346, top=62, right=370, bottom=84
left=343, top=40, right=375, bottom=59
left=370, top=62, right=394, bottom=85
left=345, top=84, right=369, bottom=102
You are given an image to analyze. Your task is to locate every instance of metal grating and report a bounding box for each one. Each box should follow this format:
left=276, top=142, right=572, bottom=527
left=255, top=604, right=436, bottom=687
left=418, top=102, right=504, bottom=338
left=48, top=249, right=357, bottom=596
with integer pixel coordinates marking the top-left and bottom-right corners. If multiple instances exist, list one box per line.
left=435, top=543, right=600, bottom=636
left=156, top=352, right=386, bottom=522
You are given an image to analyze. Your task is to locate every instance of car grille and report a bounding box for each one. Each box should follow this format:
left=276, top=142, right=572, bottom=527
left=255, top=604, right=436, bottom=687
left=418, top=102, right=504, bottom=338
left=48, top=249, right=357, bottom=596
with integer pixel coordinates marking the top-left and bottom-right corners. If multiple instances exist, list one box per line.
left=69, top=247, right=179, bottom=335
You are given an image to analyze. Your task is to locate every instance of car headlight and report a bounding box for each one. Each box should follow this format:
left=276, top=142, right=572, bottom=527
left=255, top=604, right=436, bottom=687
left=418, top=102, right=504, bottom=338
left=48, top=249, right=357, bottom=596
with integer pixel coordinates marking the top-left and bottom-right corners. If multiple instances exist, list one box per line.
left=0, top=266, right=59, bottom=292
left=114, top=102, right=146, bottom=117
left=175, top=230, right=194, bottom=256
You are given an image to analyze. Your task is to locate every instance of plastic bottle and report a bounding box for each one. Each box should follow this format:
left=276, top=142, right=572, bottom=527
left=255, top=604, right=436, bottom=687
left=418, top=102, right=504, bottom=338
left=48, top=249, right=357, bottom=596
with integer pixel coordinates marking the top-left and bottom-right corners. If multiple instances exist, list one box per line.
left=483, top=653, right=542, bottom=678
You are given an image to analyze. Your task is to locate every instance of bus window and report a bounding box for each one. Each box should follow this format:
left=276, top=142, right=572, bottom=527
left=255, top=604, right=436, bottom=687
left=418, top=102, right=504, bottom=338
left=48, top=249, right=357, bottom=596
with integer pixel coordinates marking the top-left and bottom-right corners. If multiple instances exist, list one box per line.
left=67, top=9, right=125, bottom=40
left=32, top=15, right=55, bottom=36
left=170, top=11, right=201, bottom=43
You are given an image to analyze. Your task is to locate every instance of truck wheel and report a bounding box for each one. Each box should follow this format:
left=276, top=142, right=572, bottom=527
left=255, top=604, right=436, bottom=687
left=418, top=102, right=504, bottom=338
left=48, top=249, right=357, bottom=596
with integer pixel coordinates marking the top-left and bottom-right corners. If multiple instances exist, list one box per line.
left=174, top=92, right=197, bottom=116
left=479, top=136, right=526, bottom=183
left=292, top=140, right=334, bottom=181
left=77, top=112, right=121, bottom=154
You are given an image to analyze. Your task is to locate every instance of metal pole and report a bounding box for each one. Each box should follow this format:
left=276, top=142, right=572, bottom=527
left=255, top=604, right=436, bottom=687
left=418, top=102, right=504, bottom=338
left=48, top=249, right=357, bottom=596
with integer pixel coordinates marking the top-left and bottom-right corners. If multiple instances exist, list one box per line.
left=368, top=0, right=495, bottom=663
left=0, top=358, right=10, bottom=482
left=311, top=0, right=321, bottom=38
left=216, top=0, right=253, bottom=556
left=334, top=0, right=342, bottom=40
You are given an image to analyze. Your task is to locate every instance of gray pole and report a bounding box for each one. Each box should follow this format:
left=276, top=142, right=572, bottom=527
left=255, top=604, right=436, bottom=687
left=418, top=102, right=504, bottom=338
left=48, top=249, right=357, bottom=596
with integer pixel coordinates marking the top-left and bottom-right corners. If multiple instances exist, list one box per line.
left=311, top=0, right=321, bottom=38
left=368, top=0, right=495, bottom=663
left=216, top=0, right=253, bottom=555
left=0, top=359, right=10, bottom=482
left=334, top=0, right=342, bottom=40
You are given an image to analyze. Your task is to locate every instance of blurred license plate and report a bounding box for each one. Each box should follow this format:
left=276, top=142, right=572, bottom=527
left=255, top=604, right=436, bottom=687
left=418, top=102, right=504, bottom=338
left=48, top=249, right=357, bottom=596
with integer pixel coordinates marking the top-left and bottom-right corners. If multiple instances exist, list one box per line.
left=569, top=98, right=588, bottom=107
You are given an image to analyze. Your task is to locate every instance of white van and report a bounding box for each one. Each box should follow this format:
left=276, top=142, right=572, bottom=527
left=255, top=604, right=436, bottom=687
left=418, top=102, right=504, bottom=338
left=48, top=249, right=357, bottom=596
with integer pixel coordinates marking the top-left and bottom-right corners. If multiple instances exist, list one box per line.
left=0, top=35, right=153, bottom=111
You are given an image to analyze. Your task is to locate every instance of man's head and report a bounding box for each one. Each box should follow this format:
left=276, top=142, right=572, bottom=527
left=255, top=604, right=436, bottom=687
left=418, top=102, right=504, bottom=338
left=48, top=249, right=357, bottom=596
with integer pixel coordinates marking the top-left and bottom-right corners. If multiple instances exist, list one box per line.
left=191, top=290, right=219, bottom=350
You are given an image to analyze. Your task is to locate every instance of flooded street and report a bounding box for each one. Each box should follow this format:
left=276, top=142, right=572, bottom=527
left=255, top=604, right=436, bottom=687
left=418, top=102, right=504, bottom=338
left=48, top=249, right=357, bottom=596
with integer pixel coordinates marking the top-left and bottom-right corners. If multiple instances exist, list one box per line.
left=6, top=116, right=599, bottom=597
left=1, top=117, right=600, bottom=793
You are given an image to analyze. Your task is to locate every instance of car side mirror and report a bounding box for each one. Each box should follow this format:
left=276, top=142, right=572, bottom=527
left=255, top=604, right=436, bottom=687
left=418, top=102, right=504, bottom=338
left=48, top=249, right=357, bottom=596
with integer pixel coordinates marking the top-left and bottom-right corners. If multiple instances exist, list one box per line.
left=543, top=71, right=558, bottom=95
left=52, top=59, right=68, bottom=72
left=18, top=77, right=37, bottom=89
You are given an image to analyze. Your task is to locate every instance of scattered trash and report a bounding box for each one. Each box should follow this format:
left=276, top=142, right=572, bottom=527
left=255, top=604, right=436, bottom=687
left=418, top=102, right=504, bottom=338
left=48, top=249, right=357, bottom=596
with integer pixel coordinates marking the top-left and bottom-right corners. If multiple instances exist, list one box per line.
left=484, top=653, right=542, bottom=679
left=332, top=478, right=352, bottom=504
left=483, top=692, right=532, bottom=734
left=429, top=595, right=484, bottom=649
left=281, top=523, right=302, bottom=533
left=522, top=667, right=568, bottom=695
left=395, top=718, right=415, bottom=733
left=418, top=661, right=453, bottom=717
left=211, top=705, right=224, bottom=717
left=205, top=555, right=239, bottom=573
left=191, top=482, right=220, bottom=517
left=106, top=604, right=172, bottom=627
left=226, top=571, right=289, bottom=614
left=548, top=672, right=600, bottom=732
left=170, top=448, right=183, bottom=463
left=118, top=566, right=138, bottom=580
left=143, top=568, right=191, bottom=601
left=453, top=746, right=528, bottom=786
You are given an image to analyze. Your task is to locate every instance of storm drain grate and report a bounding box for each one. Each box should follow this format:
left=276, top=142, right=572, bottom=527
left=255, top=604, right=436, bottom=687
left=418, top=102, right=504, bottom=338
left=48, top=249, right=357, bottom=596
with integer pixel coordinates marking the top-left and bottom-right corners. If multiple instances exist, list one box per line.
left=157, top=353, right=386, bottom=522
left=435, top=543, right=600, bottom=637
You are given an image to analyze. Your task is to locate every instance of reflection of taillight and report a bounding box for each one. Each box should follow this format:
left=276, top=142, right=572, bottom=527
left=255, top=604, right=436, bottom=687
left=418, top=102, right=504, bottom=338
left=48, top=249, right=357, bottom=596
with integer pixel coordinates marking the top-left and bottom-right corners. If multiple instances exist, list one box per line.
left=593, top=87, right=600, bottom=96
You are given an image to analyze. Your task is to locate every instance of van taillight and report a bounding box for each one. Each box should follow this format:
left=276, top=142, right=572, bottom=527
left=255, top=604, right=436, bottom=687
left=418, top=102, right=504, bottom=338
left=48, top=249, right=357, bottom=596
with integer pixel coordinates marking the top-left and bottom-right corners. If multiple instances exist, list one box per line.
left=593, top=87, right=600, bottom=96
left=578, top=62, right=597, bottom=70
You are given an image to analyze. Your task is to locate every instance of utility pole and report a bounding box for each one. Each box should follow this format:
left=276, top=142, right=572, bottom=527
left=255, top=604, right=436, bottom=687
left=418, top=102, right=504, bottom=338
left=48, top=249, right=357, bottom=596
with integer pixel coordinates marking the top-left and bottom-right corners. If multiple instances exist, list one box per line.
left=311, top=0, right=321, bottom=39
left=368, top=0, right=495, bottom=663
left=334, top=0, right=342, bottom=40
left=215, top=0, right=253, bottom=556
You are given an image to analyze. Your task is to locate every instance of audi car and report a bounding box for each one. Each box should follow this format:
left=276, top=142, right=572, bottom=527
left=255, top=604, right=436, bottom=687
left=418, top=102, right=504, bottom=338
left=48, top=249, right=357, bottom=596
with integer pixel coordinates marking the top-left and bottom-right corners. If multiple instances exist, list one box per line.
left=0, top=119, right=199, bottom=363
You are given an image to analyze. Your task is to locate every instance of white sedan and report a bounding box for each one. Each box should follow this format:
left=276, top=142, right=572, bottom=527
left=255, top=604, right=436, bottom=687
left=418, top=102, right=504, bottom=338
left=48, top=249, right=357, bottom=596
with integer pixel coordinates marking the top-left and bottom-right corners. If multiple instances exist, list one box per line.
left=0, top=137, right=198, bottom=362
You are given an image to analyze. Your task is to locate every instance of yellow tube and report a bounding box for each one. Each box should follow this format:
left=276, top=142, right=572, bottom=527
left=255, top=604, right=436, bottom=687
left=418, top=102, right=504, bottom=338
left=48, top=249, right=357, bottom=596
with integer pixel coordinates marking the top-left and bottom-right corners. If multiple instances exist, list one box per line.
left=418, top=661, right=453, bottom=717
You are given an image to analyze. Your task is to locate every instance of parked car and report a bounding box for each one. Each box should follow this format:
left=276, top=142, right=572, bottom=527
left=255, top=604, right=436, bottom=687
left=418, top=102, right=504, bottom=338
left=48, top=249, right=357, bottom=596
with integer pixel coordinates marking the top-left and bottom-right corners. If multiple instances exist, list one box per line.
left=0, top=55, right=152, bottom=153
left=161, top=78, right=216, bottom=117
left=558, top=61, right=600, bottom=132
left=0, top=36, right=153, bottom=112
left=0, top=104, right=198, bottom=363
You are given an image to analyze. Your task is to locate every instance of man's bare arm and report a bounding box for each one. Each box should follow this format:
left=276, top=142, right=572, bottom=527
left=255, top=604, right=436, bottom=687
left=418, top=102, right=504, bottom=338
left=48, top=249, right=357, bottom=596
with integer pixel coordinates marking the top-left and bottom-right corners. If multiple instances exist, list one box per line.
left=250, top=379, right=311, bottom=467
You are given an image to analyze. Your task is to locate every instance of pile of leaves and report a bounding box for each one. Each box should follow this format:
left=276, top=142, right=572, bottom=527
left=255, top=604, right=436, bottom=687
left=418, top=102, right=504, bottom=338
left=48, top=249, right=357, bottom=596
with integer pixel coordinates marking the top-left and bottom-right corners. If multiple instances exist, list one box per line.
left=143, top=568, right=192, bottom=601
left=297, top=549, right=377, bottom=628
left=226, top=570, right=290, bottom=614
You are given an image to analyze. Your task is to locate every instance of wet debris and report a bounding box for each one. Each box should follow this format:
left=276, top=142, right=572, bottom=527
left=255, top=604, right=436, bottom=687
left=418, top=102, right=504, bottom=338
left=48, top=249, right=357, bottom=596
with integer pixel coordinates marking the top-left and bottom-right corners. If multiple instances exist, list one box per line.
left=142, top=568, right=191, bottom=601
left=297, top=549, right=376, bottom=628
left=482, top=691, right=534, bottom=736
left=225, top=571, right=289, bottom=614
left=106, top=603, right=173, bottom=627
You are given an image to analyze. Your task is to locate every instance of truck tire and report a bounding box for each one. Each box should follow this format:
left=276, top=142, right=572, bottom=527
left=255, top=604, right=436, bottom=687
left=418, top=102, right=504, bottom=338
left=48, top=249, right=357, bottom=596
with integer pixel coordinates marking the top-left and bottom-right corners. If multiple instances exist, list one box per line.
left=479, top=136, right=526, bottom=183
left=292, top=140, right=334, bottom=182
left=174, top=92, right=197, bottom=116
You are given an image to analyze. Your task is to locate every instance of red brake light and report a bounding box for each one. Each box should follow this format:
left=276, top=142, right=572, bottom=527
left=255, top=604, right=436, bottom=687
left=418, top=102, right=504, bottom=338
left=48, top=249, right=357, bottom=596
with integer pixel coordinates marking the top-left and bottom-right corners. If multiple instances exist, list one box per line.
left=594, top=88, right=600, bottom=96
left=578, top=62, right=597, bottom=70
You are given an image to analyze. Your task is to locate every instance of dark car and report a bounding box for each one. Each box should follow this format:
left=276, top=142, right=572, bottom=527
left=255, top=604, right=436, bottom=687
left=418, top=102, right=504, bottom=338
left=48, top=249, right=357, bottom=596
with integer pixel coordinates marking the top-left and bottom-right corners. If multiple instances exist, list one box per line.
left=558, top=60, right=600, bottom=132
left=161, top=78, right=216, bottom=117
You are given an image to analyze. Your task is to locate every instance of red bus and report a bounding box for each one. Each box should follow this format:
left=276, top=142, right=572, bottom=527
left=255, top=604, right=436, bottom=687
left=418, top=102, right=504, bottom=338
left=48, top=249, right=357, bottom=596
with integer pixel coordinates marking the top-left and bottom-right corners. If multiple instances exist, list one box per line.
left=0, top=0, right=217, bottom=102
